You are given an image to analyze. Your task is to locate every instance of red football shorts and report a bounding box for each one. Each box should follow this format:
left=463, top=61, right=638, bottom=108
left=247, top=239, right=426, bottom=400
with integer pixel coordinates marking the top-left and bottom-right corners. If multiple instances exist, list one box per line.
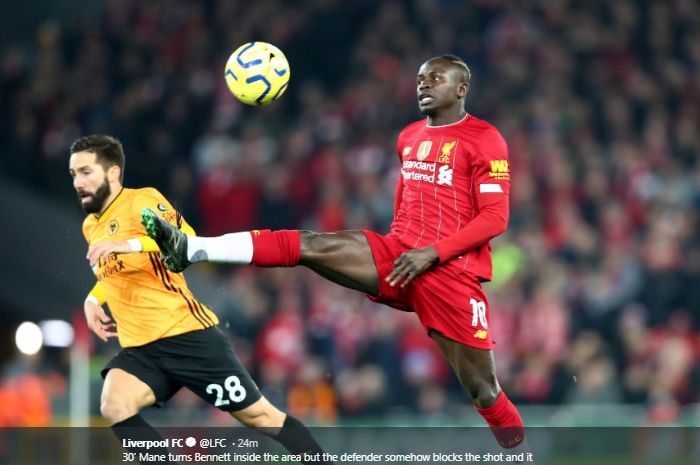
left=363, top=230, right=493, bottom=350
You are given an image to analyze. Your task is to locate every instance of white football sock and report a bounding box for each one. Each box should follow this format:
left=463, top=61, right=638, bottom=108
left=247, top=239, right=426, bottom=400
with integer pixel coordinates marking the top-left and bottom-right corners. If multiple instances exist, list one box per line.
left=187, top=232, right=253, bottom=264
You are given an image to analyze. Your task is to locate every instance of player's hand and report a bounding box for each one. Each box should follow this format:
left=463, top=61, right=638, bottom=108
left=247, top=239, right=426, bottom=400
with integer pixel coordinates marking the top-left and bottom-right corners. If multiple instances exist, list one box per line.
left=87, top=240, right=132, bottom=267
left=386, top=246, right=439, bottom=288
left=84, top=300, right=117, bottom=342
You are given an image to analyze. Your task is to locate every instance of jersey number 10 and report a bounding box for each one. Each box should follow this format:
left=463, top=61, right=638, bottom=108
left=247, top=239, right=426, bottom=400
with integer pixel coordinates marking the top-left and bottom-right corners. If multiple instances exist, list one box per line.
left=469, top=298, right=488, bottom=328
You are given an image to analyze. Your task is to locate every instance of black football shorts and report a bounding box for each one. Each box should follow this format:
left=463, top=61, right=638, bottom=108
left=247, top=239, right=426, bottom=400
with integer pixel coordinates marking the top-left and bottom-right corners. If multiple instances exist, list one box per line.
left=102, top=327, right=262, bottom=411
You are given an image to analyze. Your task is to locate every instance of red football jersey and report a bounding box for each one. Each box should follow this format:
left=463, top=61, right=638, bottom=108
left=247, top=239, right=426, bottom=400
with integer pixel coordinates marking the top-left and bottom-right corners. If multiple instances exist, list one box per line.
left=389, top=113, right=511, bottom=281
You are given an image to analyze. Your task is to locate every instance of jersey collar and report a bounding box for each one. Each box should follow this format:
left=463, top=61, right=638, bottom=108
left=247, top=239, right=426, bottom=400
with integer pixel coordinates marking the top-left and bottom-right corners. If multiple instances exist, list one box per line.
left=426, top=113, right=469, bottom=128
left=94, top=187, right=126, bottom=221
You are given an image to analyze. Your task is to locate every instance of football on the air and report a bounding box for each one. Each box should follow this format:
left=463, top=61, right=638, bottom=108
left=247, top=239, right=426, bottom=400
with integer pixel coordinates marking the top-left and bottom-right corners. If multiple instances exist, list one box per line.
left=224, top=41, right=290, bottom=106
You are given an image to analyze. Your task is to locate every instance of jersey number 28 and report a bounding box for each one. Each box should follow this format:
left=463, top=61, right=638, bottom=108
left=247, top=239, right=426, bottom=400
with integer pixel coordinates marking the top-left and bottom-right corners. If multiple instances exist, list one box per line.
left=206, top=375, right=247, bottom=406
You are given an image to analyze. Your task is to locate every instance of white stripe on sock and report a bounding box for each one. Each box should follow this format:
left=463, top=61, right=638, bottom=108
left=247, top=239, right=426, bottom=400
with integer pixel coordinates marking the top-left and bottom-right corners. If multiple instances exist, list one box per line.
left=187, top=232, right=253, bottom=264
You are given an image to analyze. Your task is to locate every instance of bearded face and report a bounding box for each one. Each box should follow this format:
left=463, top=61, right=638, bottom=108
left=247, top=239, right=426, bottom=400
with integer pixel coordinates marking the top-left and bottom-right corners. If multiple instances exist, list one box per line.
left=77, top=175, right=111, bottom=214
left=69, top=151, right=116, bottom=215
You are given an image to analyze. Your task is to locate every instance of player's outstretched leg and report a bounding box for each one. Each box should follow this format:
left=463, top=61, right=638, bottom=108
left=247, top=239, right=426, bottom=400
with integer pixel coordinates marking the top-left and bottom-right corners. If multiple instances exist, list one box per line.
left=141, top=208, right=299, bottom=273
left=141, top=208, right=191, bottom=272
left=141, top=208, right=379, bottom=295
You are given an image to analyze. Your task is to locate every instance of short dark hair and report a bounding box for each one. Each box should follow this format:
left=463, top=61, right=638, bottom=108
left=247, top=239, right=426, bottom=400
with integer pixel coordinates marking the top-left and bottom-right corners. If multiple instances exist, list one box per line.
left=70, top=134, right=125, bottom=182
left=434, top=54, right=472, bottom=83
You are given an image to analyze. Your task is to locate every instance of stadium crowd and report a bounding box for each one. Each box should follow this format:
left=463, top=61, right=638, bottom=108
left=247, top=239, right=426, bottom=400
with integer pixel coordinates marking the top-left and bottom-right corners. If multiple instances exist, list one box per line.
left=1, top=0, right=700, bottom=424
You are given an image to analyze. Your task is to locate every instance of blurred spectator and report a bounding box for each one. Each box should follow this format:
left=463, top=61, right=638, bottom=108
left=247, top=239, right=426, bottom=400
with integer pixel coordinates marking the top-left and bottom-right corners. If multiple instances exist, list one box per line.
left=287, top=357, right=337, bottom=424
left=0, top=355, right=62, bottom=426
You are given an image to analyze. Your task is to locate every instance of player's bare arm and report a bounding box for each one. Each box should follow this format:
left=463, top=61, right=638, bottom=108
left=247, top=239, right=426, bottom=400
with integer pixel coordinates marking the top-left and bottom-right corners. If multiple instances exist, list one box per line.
left=385, top=245, right=439, bottom=288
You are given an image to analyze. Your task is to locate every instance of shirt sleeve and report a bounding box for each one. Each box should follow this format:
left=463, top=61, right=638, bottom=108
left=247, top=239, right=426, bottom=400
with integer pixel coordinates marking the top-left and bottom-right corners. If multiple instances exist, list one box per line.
left=86, top=281, right=106, bottom=305
left=432, top=127, right=511, bottom=262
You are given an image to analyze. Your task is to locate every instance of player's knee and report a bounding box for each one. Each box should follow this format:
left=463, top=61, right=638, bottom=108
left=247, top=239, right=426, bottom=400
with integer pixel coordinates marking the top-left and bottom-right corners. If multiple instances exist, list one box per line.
left=100, top=397, right=140, bottom=425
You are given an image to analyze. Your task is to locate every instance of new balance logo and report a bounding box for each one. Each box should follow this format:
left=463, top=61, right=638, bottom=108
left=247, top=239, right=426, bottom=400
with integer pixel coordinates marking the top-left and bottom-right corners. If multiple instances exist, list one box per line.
left=437, top=165, right=453, bottom=185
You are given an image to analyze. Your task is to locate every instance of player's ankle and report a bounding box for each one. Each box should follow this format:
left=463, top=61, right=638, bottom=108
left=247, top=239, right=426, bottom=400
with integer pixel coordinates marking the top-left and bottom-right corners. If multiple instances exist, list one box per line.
left=251, top=230, right=300, bottom=267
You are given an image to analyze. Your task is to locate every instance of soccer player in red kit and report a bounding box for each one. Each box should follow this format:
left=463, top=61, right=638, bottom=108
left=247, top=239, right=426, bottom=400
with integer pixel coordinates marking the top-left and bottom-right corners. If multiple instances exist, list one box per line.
left=143, top=55, right=526, bottom=451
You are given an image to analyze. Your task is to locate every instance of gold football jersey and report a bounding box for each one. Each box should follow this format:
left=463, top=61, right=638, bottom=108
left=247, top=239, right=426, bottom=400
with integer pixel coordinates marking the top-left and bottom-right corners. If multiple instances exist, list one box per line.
left=82, top=187, right=218, bottom=347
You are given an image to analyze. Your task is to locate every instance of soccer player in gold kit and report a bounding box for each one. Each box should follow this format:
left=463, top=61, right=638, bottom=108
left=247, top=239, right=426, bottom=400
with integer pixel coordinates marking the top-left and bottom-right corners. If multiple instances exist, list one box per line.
left=69, top=134, right=332, bottom=465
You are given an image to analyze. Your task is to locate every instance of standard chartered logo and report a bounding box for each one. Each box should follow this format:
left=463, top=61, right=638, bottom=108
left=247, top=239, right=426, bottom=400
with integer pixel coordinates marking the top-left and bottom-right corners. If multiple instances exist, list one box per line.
left=402, top=160, right=453, bottom=186
left=437, top=165, right=453, bottom=185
